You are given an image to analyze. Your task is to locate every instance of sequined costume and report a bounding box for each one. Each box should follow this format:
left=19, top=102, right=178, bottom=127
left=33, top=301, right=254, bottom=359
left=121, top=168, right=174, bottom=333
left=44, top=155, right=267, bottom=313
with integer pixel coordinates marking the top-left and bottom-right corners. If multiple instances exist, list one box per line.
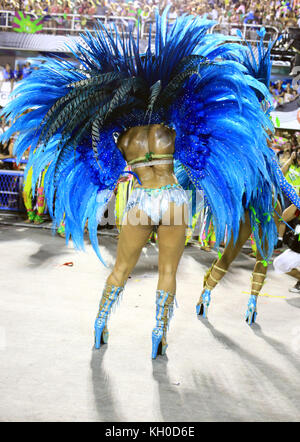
left=114, top=173, right=134, bottom=232
left=124, top=183, right=188, bottom=225
left=23, top=166, right=47, bottom=224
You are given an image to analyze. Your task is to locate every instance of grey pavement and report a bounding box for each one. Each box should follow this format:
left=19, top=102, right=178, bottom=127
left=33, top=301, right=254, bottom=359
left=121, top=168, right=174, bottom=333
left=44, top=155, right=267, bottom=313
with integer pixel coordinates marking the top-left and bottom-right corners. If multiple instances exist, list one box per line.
left=0, top=223, right=299, bottom=422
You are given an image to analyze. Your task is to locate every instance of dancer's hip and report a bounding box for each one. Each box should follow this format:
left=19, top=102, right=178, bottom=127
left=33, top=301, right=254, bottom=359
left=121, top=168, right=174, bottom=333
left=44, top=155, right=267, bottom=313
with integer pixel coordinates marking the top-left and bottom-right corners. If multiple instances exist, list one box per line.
left=124, top=184, right=189, bottom=225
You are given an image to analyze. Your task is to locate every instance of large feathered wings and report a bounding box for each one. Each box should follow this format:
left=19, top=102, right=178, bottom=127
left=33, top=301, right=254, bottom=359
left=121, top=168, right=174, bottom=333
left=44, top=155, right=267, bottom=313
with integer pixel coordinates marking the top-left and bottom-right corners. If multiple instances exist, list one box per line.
left=0, top=9, right=287, bottom=262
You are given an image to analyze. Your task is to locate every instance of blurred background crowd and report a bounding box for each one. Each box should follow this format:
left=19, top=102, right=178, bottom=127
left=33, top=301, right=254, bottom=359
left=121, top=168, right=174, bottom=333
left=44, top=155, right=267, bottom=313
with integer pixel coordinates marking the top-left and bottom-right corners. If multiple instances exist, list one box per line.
left=271, top=79, right=299, bottom=107
left=0, top=0, right=299, bottom=29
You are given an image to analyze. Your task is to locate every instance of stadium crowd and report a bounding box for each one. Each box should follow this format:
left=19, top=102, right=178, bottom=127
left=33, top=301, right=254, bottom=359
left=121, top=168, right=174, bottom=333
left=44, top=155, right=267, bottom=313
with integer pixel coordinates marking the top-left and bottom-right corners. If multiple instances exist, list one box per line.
left=271, top=79, right=299, bottom=107
left=0, top=1, right=299, bottom=30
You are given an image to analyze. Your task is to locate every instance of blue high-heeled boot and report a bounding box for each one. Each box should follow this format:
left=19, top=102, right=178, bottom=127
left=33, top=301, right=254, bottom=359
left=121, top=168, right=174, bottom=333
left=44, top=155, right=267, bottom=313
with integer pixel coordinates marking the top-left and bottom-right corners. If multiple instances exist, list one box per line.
left=245, top=295, right=257, bottom=325
left=196, top=289, right=211, bottom=318
left=94, top=284, right=124, bottom=349
left=152, top=290, right=175, bottom=359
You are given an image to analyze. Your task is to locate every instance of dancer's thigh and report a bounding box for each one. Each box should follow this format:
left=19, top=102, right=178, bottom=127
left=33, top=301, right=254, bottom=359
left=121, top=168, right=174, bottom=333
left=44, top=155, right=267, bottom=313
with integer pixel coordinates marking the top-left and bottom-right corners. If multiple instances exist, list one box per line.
left=157, top=203, right=187, bottom=271
left=220, top=211, right=252, bottom=266
left=115, top=209, right=154, bottom=270
left=161, top=201, right=189, bottom=227
left=122, top=206, right=155, bottom=227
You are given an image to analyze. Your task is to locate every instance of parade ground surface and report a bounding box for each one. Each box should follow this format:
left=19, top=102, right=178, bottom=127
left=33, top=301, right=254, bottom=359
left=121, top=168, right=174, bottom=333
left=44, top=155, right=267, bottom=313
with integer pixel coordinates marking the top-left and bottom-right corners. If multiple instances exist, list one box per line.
left=0, top=217, right=299, bottom=422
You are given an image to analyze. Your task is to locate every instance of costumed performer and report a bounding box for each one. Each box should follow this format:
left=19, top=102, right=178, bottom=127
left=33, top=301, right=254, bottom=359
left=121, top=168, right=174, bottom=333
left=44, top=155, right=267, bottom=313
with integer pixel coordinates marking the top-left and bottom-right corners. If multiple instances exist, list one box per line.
left=195, top=28, right=300, bottom=325
left=2, top=10, right=299, bottom=358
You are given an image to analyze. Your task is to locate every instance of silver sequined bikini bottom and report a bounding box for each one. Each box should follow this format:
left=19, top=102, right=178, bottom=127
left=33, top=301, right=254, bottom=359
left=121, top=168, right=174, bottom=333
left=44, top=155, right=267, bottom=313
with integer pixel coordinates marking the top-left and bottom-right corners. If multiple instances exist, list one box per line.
left=124, top=184, right=189, bottom=225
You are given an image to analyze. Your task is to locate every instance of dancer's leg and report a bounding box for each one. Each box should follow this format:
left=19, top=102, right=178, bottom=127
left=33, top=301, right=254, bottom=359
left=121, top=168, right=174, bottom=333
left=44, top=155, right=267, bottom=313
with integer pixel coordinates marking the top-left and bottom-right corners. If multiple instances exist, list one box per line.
left=246, top=248, right=267, bottom=325
left=246, top=203, right=282, bottom=325
left=208, top=213, right=252, bottom=287
left=197, top=212, right=252, bottom=317
left=95, top=209, right=153, bottom=348
left=107, top=210, right=154, bottom=286
left=157, top=231, right=186, bottom=292
left=152, top=203, right=187, bottom=358
left=251, top=253, right=267, bottom=296
left=249, top=233, right=257, bottom=257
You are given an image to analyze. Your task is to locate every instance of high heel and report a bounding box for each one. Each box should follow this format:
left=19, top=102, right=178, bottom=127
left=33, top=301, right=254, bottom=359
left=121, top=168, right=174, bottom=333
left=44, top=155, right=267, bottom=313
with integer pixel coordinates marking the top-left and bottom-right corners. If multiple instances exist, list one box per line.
left=245, top=270, right=265, bottom=325
left=196, top=289, right=211, bottom=318
left=94, top=284, right=124, bottom=349
left=152, top=290, right=175, bottom=359
left=94, top=318, right=108, bottom=349
left=197, top=261, right=226, bottom=318
left=152, top=327, right=168, bottom=359
left=245, top=295, right=257, bottom=325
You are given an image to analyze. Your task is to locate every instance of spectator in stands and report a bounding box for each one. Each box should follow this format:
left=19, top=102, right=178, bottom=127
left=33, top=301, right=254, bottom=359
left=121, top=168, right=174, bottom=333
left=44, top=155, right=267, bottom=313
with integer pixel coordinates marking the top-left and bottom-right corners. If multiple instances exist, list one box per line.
left=282, top=147, right=300, bottom=208
left=2, top=63, right=14, bottom=91
left=87, top=1, right=96, bottom=27
left=279, top=142, right=293, bottom=166
left=210, top=5, right=219, bottom=20
left=96, top=0, right=108, bottom=16
left=49, top=0, right=60, bottom=34
left=0, top=115, right=10, bottom=158
left=22, top=62, right=31, bottom=79
left=63, top=1, right=71, bottom=15
left=271, top=78, right=299, bottom=106
left=236, top=2, right=246, bottom=15
left=14, top=63, right=23, bottom=81
left=283, top=82, right=297, bottom=103
left=125, top=1, right=137, bottom=32
left=273, top=80, right=285, bottom=105
left=285, top=10, right=298, bottom=27
left=78, top=0, right=88, bottom=14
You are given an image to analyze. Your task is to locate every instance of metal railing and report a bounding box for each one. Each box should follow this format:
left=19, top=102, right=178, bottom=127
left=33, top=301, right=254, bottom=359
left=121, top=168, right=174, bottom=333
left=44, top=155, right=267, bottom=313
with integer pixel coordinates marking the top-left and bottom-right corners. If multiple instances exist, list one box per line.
left=211, top=22, right=279, bottom=44
left=0, top=168, right=24, bottom=212
left=0, top=9, right=280, bottom=42
left=0, top=10, right=153, bottom=36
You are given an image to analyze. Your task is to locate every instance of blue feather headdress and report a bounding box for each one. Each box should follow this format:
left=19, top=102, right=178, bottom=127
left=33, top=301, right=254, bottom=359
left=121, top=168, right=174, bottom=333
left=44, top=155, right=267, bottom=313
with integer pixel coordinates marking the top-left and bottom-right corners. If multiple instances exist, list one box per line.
left=0, top=9, right=292, bottom=263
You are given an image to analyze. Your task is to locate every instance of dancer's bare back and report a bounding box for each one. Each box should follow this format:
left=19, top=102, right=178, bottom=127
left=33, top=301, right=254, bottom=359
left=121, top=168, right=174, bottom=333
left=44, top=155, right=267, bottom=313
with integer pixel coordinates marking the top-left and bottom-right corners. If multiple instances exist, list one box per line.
left=117, top=124, right=177, bottom=188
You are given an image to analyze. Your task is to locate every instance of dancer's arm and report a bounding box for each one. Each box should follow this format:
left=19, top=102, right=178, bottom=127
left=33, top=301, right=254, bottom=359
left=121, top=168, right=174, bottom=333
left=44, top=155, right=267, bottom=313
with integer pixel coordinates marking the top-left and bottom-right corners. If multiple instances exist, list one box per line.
left=281, top=152, right=296, bottom=176
left=273, top=156, right=300, bottom=209
left=278, top=204, right=299, bottom=239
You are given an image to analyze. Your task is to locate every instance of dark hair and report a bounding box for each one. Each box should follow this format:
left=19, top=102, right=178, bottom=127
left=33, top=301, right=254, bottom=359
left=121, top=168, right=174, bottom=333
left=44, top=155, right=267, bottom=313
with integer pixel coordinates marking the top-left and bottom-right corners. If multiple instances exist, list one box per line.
left=292, top=149, right=300, bottom=165
left=285, top=229, right=300, bottom=253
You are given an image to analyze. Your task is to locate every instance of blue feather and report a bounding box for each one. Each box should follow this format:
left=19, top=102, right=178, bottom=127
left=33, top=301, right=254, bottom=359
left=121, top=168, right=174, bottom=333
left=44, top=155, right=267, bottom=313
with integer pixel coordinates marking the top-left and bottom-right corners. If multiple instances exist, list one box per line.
left=0, top=9, right=289, bottom=263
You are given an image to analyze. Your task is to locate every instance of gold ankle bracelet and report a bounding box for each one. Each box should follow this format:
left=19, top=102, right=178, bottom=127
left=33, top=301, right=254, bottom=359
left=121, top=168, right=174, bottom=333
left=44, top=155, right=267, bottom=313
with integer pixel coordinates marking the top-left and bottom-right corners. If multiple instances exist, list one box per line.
left=214, top=265, right=227, bottom=274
